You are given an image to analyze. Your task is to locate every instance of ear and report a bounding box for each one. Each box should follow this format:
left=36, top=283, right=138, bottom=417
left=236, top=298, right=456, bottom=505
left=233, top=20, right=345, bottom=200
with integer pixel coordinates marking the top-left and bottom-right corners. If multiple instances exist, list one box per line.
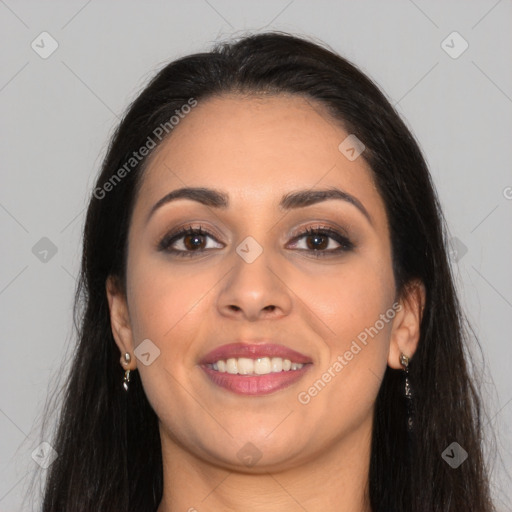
left=106, top=275, right=137, bottom=371
left=387, top=279, right=426, bottom=369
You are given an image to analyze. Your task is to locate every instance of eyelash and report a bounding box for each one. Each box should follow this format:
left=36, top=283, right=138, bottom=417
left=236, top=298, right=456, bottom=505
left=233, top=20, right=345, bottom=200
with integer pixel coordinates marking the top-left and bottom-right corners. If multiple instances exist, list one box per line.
left=158, top=223, right=354, bottom=259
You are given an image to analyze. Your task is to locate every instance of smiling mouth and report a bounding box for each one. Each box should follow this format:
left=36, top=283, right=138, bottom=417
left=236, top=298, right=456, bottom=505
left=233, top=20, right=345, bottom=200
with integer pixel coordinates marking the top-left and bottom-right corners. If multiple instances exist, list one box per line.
left=200, top=357, right=313, bottom=395
left=198, top=342, right=313, bottom=395
left=206, top=356, right=306, bottom=375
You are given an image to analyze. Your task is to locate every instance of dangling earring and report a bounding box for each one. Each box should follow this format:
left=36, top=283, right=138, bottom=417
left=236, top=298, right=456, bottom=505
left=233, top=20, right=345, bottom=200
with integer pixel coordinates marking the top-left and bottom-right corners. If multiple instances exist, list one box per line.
left=399, top=352, right=414, bottom=432
left=122, top=352, right=131, bottom=392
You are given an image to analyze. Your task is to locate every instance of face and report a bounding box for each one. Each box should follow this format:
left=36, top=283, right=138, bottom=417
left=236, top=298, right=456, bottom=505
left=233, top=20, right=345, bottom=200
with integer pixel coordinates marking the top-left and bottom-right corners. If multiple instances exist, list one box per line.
left=108, top=93, right=414, bottom=473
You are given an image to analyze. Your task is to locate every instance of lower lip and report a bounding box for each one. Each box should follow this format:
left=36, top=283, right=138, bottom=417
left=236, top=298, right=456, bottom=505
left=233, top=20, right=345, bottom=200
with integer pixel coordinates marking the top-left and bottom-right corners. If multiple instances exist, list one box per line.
left=200, top=364, right=312, bottom=396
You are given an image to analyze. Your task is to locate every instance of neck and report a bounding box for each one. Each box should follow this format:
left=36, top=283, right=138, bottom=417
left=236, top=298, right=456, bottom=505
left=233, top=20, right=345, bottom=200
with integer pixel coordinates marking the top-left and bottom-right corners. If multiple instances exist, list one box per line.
left=156, top=415, right=373, bottom=512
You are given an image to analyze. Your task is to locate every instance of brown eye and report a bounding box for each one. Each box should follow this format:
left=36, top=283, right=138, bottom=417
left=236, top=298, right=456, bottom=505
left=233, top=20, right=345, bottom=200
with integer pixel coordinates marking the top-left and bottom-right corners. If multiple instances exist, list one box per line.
left=289, top=226, right=354, bottom=257
left=181, top=232, right=207, bottom=251
left=304, top=231, right=329, bottom=250
left=158, top=225, right=223, bottom=257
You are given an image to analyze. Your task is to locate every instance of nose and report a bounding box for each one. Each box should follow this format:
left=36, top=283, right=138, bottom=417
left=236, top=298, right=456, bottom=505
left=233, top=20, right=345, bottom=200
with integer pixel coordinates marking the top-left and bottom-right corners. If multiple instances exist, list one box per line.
left=216, top=248, right=292, bottom=322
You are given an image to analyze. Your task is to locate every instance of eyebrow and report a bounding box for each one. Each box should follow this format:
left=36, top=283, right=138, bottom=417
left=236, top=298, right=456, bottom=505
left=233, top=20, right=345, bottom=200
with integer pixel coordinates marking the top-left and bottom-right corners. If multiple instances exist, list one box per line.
left=146, top=186, right=373, bottom=225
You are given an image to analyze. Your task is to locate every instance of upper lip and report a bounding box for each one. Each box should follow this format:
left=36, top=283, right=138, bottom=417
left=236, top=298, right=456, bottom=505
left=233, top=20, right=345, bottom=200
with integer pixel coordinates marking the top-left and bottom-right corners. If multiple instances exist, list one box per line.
left=199, top=342, right=312, bottom=365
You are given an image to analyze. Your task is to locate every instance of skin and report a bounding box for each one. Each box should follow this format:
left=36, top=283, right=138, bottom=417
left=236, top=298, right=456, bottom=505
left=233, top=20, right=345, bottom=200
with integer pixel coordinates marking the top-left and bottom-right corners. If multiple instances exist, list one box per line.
left=106, top=93, right=425, bottom=512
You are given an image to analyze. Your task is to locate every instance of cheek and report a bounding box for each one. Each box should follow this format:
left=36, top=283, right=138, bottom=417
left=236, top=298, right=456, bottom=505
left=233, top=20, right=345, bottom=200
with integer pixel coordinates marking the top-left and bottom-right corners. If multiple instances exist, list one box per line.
left=306, top=253, right=395, bottom=349
left=297, top=254, right=395, bottom=413
left=127, top=255, right=212, bottom=342
left=126, top=253, right=230, bottom=415
left=125, top=257, right=217, bottom=427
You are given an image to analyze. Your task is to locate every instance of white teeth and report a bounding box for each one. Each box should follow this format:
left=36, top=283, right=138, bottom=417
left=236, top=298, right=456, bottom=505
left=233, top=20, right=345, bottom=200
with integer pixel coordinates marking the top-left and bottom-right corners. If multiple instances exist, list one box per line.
left=226, top=358, right=238, bottom=374
left=254, top=357, right=271, bottom=375
left=271, top=357, right=283, bottom=372
left=237, top=357, right=254, bottom=375
left=209, top=356, right=304, bottom=375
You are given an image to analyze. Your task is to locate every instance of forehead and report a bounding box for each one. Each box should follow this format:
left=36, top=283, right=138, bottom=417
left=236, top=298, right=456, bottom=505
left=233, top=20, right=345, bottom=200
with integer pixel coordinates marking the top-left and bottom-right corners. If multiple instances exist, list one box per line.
left=133, top=93, right=385, bottom=223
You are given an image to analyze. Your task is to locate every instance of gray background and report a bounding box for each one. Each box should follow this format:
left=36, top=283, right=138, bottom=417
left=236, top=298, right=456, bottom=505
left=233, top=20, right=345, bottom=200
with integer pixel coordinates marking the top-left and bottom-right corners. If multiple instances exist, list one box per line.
left=1, top=1, right=511, bottom=510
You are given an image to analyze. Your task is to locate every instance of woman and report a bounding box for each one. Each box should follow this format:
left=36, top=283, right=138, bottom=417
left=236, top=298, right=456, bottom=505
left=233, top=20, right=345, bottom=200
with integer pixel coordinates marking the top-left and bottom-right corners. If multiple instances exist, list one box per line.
left=37, top=31, right=496, bottom=511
